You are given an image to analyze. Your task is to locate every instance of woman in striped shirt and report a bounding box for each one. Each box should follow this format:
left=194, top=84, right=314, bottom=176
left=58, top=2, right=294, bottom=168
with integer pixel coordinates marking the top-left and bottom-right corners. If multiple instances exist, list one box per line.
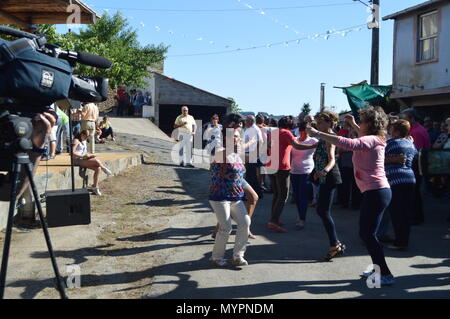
left=384, top=120, right=417, bottom=250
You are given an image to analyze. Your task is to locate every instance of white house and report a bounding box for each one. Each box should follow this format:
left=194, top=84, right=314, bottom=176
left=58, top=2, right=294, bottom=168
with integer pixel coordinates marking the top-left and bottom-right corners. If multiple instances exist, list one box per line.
left=383, top=0, right=450, bottom=118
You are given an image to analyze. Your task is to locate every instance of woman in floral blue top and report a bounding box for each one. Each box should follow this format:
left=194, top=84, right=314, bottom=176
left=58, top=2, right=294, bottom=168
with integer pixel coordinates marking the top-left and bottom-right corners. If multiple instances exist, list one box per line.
left=209, top=114, right=251, bottom=267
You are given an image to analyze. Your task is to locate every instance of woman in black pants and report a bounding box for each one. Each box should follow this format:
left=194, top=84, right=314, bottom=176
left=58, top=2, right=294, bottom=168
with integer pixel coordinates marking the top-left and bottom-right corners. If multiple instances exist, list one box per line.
left=310, top=111, right=344, bottom=261
left=307, top=106, right=395, bottom=286
left=384, top=120, right=417, bottom=250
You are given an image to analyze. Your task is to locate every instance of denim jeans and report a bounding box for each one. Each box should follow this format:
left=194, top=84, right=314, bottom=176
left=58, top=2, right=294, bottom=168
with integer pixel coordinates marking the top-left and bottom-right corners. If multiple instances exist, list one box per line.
left=316, top=184, right=339, bottom=246
left=359, top=188, right=392, bottom=276
left=290, top=174, right=310, bottom=221
left=376, top=207, right=391, bottom=239
left=72, top=121, right=81, bottom=136
left=56, top=122, right=70, bottom=153
left=100, top=127, right=114, bottom=139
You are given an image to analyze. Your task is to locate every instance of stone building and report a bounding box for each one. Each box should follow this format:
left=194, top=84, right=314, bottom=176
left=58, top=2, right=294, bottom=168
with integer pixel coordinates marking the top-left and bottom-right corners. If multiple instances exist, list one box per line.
left=144, top=72, right=232, bottom=135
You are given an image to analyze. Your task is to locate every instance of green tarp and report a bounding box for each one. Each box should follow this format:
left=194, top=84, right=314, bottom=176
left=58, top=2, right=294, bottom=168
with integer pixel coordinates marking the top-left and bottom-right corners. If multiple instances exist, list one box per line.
left=341, top=83, right=392, bottom=116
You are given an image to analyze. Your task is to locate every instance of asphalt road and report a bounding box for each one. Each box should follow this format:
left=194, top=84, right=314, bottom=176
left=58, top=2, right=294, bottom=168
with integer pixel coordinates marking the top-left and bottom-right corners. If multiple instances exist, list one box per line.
left=117, top=132, right=450, bottom=299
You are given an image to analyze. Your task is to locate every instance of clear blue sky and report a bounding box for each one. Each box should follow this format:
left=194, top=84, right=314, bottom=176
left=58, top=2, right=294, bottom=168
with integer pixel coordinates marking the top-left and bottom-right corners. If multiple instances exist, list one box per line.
left=71, top=0, right=424, bottom=115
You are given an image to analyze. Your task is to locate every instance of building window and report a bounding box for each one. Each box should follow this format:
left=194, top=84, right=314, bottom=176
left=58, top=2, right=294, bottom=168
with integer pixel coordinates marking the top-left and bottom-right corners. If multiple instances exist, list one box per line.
left=418, top=10, right=438, bottom=62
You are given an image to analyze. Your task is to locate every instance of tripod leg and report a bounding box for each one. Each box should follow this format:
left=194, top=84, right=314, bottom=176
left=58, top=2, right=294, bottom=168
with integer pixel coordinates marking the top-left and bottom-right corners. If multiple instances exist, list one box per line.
left=24, top=163, right=68, bottom=299
left=0, top=163, right=21, bottom=299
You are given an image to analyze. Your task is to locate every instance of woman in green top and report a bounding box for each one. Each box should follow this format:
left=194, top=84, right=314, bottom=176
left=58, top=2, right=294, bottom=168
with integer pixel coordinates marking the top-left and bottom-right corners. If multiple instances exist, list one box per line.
left=99, top=116, right=115, bottom=142
left=311, top=111, right=344, bottom=261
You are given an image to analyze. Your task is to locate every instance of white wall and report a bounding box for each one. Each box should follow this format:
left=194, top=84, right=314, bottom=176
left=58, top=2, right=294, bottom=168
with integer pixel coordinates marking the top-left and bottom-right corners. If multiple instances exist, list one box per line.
left=393, top=3, right=450, bottom=94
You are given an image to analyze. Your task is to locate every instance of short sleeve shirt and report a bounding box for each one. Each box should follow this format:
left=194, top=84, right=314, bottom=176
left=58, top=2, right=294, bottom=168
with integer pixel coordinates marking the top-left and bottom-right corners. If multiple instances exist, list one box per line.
left=209, top=153, right=246, bottom=201
left=175, top=114, right=196, bottom=134
left=277, top=129, right=295, bottom=171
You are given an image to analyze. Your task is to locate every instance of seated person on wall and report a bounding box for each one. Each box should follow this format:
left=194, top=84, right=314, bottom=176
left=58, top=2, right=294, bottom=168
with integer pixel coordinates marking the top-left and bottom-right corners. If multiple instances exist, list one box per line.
left=99, top=116, right=115, bottom=142
left=94, top=121, right=105, bottom=144
left=72, top=130, right=113, bottom=196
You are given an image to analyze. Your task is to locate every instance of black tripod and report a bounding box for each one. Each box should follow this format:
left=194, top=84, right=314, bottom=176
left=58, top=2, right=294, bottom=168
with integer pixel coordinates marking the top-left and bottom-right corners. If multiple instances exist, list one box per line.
left=0, top=124, right=67, bottom=299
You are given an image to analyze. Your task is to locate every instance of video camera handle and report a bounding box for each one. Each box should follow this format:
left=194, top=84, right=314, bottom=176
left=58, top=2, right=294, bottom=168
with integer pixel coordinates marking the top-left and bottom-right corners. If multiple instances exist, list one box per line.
left=0, top=26, right=38, bottom=40
left=0, top=26, right=112, bottom=69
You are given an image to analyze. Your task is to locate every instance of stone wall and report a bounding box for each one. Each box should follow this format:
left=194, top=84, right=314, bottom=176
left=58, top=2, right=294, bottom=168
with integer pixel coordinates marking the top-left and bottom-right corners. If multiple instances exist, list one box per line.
left=0, top=153, right=141, bottom=230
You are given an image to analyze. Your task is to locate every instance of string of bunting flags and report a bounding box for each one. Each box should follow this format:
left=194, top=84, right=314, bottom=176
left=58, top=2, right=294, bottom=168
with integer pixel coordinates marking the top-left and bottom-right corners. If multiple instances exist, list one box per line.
left=166, top=24, right=367, bottom=58
left=86, top=3, right=367, bottom=58
left=234, top=0, right=304, bottom=37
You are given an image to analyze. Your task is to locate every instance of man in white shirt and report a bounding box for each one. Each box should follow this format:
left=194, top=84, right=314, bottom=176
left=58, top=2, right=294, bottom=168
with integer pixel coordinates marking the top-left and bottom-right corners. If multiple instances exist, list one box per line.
left=174, top=106, right=197, bottom=167
left=81, top=102, right=99, bottom=154
left=244, top=115, right=264, bottom=198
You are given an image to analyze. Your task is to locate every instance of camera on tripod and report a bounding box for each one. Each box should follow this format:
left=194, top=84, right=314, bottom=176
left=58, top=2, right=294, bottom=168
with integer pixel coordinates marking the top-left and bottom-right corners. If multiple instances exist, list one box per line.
left=0, top=26, right=113, bottom=299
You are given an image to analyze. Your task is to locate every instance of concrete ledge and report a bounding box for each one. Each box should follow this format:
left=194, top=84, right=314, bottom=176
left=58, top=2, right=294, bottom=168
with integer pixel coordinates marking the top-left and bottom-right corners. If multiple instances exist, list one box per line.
left=0, top=153, right=142, bottom=230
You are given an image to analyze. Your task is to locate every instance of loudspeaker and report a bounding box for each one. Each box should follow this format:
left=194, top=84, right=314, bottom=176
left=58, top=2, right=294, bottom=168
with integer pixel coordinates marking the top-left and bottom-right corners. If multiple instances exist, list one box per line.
left=45, top=189, right=91, bottom=227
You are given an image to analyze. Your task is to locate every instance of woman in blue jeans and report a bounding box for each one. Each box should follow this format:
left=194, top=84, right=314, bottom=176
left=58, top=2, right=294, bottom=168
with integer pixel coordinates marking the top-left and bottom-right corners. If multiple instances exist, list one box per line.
left=307, top=106, right=395, bottom=286
left=290, top=122, right=318, bottom=229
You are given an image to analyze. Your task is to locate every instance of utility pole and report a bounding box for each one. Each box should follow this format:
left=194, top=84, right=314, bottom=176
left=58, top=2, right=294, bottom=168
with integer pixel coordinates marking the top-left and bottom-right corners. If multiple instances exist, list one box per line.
left=370, top=0, right=380, bottom=85
left=354, top=0, right=380, bottom=85
left=320, top=83, right=325, bottom=112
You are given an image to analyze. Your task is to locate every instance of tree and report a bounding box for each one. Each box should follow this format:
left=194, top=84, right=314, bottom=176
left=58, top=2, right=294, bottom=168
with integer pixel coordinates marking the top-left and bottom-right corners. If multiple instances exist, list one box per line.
left=24, top=13, right=168, bottom=89
left=228, top=97, right=242, bottom=114
left=301, top=103, right=312, bottom=115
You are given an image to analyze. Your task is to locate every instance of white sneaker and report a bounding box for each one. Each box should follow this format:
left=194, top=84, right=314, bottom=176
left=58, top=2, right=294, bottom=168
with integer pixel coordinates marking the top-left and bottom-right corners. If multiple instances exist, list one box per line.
left=102, top=167, right=113, bottom=176
left=231, top=257, right=248, bottom=266
left=91, top=187, right=102, bottom=196
left=295, top=220, right=305, bottom=230
left=360, top=269, right=375, bottom=278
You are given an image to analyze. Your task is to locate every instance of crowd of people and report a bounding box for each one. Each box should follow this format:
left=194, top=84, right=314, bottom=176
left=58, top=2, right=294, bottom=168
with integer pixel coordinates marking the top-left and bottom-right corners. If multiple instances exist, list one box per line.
left=115, top=86, right=152, bottom=117
left=197, top=106, right=450, bottom=285
left=40, top=102, right=115, bottom=196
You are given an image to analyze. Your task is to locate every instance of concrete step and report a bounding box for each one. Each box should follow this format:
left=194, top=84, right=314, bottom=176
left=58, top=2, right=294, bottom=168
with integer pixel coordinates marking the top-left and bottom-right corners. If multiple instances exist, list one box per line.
left=107, top=116, right=174, bottom=143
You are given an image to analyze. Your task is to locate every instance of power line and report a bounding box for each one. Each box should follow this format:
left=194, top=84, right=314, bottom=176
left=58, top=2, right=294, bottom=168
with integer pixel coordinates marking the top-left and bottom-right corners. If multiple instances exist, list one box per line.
left=167, top=24, right=367, bottom=58
left=97, top=2, right=358, bottom=13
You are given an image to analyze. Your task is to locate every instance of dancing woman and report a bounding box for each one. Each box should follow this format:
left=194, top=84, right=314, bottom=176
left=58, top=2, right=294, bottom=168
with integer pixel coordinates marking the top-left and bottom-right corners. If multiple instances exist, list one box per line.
left=310, top=111, right=344, bottom=261
left=307, top=106, right=395, bottom=285
left=209, top=114, right=251, bottom=267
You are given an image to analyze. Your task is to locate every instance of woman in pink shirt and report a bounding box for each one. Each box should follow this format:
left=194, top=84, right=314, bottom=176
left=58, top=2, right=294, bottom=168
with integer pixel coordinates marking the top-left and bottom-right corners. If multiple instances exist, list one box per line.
left=307, top=106, right=395, bottom=286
